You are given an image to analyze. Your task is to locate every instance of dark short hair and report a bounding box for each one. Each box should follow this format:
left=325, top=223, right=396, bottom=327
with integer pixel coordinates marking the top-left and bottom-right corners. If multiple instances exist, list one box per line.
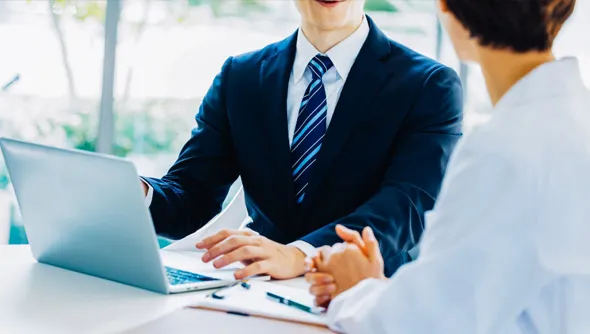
left=445, top=0, right=577, bottom=52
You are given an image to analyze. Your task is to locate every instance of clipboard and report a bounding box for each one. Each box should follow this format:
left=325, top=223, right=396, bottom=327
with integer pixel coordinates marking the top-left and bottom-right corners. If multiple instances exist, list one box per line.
left=188, top=281, right=329, bottom=329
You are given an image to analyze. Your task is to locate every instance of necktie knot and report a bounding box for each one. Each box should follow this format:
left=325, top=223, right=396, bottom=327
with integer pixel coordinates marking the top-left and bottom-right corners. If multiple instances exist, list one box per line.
left=308, top=55, right=334, bottom=80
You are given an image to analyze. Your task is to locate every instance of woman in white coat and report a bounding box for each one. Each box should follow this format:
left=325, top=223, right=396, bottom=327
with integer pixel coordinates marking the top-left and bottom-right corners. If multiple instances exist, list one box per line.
left=306, top=0, right=590, bottom=333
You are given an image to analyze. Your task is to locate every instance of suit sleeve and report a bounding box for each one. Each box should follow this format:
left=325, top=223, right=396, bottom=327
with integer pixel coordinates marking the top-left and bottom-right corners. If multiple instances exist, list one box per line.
left=300, top=66, right=464, bottom=276
left=143, top=57, right=239, bottom=239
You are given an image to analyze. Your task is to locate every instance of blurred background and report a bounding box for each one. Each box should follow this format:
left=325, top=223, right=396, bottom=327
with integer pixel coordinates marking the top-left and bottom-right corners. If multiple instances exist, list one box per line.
left=1, top=0, right=589, bottom=245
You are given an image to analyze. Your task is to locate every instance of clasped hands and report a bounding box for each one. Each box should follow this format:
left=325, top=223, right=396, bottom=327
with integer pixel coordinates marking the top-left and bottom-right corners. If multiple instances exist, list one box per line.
left=305, top=225, right=386, bottom=307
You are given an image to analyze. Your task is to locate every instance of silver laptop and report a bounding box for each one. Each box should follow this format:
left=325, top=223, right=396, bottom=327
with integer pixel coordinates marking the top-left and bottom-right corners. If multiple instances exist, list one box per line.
left=0, top=138, right=238, bottom=294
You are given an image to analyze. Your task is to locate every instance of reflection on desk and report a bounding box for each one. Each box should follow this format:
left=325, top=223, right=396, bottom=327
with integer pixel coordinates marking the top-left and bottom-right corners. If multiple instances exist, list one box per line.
left=0, top=245, right=316, bottom=334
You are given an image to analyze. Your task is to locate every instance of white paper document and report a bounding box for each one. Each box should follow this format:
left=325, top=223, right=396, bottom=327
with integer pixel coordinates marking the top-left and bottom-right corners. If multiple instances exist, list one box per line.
left=192, top=281, right=328, bottom=327
left=164, top=187, right=250, bottom=252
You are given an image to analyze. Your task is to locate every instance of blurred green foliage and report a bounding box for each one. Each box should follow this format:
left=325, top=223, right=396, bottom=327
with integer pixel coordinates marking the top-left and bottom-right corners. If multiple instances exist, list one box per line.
left=365, top=0, right=398, bottom=12
left=35, top=0, right=106, bottom=22
left=0, top=165, right=8, bottom=190
left=61, top=101, right=194, bottom=157
left=9, top=224, right=28, bottom=245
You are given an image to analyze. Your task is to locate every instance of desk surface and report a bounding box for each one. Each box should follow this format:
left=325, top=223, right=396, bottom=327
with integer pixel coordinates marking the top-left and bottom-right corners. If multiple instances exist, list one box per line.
left=0, top=245, right=328, bottom=334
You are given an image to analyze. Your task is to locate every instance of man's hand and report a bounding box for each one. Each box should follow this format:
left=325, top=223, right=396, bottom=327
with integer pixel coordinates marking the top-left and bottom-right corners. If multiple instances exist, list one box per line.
left=305, top=226, right=386, bottom=305
left=196, top=229, right=307, bottom=280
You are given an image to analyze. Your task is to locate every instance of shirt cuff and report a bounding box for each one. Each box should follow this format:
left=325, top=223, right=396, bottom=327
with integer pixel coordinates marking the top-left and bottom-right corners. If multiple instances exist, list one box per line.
left=288, top=240, right=318, bottom=258
left=140, top=178, right=154, bottom=207
left=327, top=278, right=389, bottom=333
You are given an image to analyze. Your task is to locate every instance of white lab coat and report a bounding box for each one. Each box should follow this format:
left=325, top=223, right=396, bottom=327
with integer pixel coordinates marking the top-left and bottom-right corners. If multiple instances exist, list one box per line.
left=327, top=58, right=590, bottom=334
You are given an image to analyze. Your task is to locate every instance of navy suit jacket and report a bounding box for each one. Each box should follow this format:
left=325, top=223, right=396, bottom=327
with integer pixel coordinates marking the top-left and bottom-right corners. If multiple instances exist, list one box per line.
left=144, top=17, right=463, bottom=276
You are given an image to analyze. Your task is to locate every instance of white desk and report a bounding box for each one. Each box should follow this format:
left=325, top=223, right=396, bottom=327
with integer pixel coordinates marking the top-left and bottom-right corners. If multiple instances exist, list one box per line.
left=0, top=245, right=331, bottom=334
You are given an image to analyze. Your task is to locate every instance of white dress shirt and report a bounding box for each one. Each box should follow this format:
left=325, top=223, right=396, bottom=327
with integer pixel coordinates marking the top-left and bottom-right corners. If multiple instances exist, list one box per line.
left=327, top=57, right=590, bottom=334
left=145, top=17, right=370, bottom=256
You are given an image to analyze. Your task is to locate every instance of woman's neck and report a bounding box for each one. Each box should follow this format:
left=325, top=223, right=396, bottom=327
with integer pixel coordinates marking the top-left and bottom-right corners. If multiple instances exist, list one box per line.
left=477, top=48, right=556, bottom=106
left=300, top=16, right=363, bottom=53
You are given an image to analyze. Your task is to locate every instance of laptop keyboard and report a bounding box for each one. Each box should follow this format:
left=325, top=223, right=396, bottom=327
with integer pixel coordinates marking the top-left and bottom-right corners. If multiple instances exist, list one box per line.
left=165, top=267, right=219, bottom=286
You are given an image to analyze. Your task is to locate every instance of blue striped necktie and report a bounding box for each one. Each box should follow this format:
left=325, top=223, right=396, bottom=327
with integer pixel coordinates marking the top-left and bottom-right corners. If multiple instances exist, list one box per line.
left=291, top=54, right=333, bottom=204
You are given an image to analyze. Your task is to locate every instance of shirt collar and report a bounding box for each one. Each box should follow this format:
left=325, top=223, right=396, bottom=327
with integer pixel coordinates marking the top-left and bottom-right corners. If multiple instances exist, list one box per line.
left=292, top=15, right=370, bottom=83
left=495, top=57, right=586, bottom=112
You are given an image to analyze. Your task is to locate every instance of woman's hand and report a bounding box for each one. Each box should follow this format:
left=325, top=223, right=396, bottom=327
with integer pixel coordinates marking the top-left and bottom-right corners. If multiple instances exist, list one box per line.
left=305, top=226, right=386, bottom=306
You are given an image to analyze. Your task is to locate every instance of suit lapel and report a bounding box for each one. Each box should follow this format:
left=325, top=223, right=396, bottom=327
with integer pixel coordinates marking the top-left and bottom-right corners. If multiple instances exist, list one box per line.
left=302, top=17, right=394, bottom=211
left=259, top=32, right=299, bottom=215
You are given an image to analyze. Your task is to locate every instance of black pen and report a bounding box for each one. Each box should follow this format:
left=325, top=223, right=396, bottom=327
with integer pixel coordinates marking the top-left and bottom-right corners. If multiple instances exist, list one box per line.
left=266, top=292, right=325, bottom=315
left=210, top=281, right=251, bottom=299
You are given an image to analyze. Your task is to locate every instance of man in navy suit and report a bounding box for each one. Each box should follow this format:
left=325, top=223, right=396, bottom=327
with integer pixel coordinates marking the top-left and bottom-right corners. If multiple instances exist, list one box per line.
left=142, top=0, right=463, bottom=280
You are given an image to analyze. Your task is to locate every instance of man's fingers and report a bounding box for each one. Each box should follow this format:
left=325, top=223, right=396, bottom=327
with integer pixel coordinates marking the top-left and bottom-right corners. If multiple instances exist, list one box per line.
left=212, top=246, right=265, bottom=269
left=312, top=246, right=330, bottom=272
left=234, top=261, right=269, bottom=280
left=305, top=272, right=335, bottom=284
left=196, top=229, right=232, bottom=249
left=202, top=235, right=257, bottom=262
left=196, top=229, right=249, bottom=249
left=316, top=246, right=331, bottom=261
left=335, top=225, right=365, bottom=250
left=309, top=283, right=337, bottom=296
left=304, top=256, right=316, bottom=272
left=362, top=227, right=382, bottom=263
left=312, top=255, right=323, bottom=273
